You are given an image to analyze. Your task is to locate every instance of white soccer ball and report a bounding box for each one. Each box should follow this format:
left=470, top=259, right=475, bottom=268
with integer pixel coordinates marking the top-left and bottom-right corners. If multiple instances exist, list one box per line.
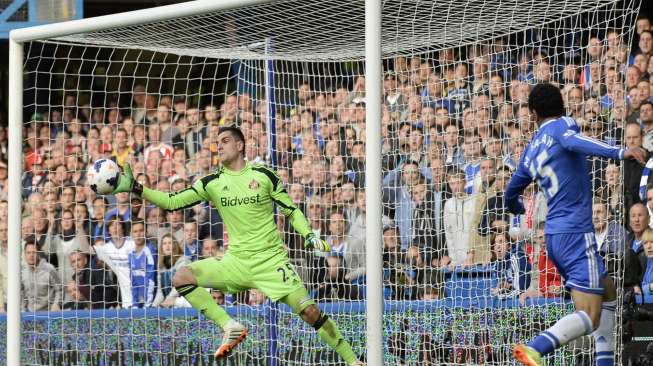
left=87, top=158, right=121, bottom=195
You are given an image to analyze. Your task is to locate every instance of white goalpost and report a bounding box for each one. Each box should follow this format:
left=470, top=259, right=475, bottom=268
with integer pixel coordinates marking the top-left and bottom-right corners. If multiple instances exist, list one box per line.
left=8, top=0, right=642, bottom=365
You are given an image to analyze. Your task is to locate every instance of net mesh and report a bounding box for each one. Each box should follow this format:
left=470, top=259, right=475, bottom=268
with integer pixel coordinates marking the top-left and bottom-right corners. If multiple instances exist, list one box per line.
left=11, top=0, right=643, bottom=364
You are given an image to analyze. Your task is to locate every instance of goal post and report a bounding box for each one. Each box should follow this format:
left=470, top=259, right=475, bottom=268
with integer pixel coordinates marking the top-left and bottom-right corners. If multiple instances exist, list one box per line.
left=8, top=0, right=643, bottom=365
left=8, top=36, right=25, bottom=366
left=364, top=2, right=384, bottom=366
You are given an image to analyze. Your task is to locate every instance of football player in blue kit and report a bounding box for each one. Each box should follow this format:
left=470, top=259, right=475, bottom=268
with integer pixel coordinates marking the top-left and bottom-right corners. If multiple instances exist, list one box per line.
left=505, top=83, right=647, bottom=366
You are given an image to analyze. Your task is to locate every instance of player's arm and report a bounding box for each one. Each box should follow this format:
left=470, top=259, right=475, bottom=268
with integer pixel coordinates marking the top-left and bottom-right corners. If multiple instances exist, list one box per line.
left=557, top=124, right=646, bottom=163
left=260, top=166, right=331, bottom=252
left=112, top=163, right=208, bottom=211
left=504, top=161, right=532, bottom=215
left=557, top=127, right=624, bottom=159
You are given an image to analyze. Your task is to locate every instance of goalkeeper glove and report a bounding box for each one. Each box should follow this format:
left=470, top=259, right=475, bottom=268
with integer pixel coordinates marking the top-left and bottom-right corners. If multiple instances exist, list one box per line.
left=112, top=163, right=141, bottom=195
left=304, top=233, right=330, bottom=253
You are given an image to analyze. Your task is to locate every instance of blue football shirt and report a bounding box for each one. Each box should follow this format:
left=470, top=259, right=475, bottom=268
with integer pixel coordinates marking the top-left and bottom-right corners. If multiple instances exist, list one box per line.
left=505, top=116, right=624, bottom=234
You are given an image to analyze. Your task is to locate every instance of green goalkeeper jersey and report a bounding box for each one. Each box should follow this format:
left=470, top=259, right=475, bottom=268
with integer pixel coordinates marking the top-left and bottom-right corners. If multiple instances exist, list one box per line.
left=141, top=162, right=311, bottom=256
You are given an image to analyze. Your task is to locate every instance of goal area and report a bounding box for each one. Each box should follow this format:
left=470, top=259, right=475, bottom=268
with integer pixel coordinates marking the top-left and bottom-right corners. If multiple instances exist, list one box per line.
left=6, top=0, right=642, bottom=365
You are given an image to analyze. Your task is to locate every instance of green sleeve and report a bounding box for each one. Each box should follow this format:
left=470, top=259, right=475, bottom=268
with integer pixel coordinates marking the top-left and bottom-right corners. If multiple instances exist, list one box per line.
left=285, top=206, right=312, bottom=238
left=141, top=179, right=208, bottom=211
left=267, top=172, right=311, bottom=238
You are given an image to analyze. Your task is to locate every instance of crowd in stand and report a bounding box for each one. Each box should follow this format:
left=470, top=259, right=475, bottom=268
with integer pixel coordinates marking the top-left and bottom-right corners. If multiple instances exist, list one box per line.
left=1, top=16, right=653, bottom=311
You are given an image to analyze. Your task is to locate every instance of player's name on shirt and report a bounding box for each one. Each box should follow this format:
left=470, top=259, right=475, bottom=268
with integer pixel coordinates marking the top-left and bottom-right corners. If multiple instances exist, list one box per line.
left=529, top=134, right=555, bottom=150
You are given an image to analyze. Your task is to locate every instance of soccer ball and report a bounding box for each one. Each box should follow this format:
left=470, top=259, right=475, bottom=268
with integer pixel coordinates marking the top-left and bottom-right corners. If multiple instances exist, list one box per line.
left=87, top=159, right=121, bottom=195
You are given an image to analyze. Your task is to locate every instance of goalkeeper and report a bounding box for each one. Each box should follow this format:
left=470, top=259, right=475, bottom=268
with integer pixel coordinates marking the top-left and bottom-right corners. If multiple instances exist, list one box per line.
left=113, top=125, right=363, bottom=365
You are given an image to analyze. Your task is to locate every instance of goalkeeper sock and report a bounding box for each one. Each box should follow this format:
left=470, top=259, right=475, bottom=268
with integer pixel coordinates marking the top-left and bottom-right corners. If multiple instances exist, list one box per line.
left=528, top=310, right=593, bottom=356
left=176, top=284, right=232, bottom=328
left=592, top=300, right=616, bottom=366
left=314, top=314, right=358, bottom=365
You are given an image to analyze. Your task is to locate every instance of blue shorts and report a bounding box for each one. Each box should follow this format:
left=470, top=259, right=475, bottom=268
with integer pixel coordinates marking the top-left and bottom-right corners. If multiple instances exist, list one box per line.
left=545, top=232, right=607, bottom=295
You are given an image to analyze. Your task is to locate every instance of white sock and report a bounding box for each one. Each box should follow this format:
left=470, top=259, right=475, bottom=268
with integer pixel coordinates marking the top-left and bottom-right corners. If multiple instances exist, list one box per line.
left=530, top=311, right=593, bottom=355
left=593, top=300, right=616, bottom=366
left=548, top=310, right=594, bottom=345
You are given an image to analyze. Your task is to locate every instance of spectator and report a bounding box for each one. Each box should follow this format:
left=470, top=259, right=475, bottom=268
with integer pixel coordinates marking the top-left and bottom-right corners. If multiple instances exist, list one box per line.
left=422, top=73, right=452, bottom=113
left=625, top=203, right=649, bottom=291
left=382, top=160, right=424, bottom=249
left=44, top=208, right=89, bottom=302
left=200, top=238, right=221, bottom=259
left=597, top=163, right=625, bottom=221
left=153, top=234, right=191, bottom=308
left=104, top=191, right=132, bottom=224
left=90, top=197, right=108, bottom=243
left=92, top=216, right=135, bottom=308
left=409, top=179, right=441, bottom=265
left=314, top=255, right=350, bottom=301
left=165, top=209, right=185, bottom=244
left=637, top=15, right=652, bottom=36
left=181, top=220, right=201, bottom=260
left=157, top=104, right=178, bottom=145
left=641, top=102, right=653, bottom=152
left=31, top=206, right=58, bottom=265
left=187, top=107, right=208, bottom=156
left=340, top=182, right=359, bottom=226
left=637, top=30, right=653, bottom=59
left=143, top=124, right=173, bottom=162
left=69, top=250, right=118, bottom=309
left=22, top=238, right=62, bottom=311
left=424, top=158, right=449, bottom=266
left=442, top=122, right=464, bottom=167
left=593, top=199, right=626, bottom=256
left=112, top=128, right=133, bottom=167
left=480, top=165, right=510, bottom=236
left=491, top=232, right=531, bottom=299
left=647, top=183, right=653, bottom=228
left=461, top=130, right=482, bottom=194
left=128, top=220, right=156, bottom=308
left=467, top=158, right=499, bottom=264
left=62, top=280, right=90, bottom=310
left=624, top=122, right=648, bottom=214
left=640, top=229, right=653, bottom=298
left=443, top=168, right=475, bottom=267
left=348, top=189, right=370, bottom=268
left=448, top=62, right=472, bottom=117
left=325, top=211, right=363, bottom=292
left=537, top=241, right=563, bottom=299
left=503, top=130, right=527, bottom=171
left=145, top=206, right=167, bottom=242
left=381, top=224, right=405, bottom=299
left=628, top=85, right=644, bottom=123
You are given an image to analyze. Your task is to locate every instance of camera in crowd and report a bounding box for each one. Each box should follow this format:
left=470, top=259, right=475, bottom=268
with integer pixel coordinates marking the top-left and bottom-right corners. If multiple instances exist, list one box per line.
left=623, top=288, right=653, bottom=344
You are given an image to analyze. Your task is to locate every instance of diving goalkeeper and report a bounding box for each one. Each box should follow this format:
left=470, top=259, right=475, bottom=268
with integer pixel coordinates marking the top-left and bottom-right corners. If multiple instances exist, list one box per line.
left=113, top=126, right=363, bottom=365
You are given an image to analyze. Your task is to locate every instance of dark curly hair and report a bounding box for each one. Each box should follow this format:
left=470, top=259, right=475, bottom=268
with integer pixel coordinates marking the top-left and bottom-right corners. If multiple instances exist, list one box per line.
left=528, top=83, right=565, bottom=121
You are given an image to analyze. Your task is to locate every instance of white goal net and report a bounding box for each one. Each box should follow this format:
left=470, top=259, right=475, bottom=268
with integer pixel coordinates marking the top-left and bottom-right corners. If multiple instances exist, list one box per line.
left=8, top=0, right=642, bottom=364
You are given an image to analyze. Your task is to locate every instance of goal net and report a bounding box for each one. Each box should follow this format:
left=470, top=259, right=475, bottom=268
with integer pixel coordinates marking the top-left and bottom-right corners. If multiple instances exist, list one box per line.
left=9, top=0, right=641, bottom=364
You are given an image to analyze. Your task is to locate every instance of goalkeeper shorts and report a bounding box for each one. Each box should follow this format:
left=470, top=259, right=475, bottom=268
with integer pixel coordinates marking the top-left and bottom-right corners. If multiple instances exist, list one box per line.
left=187, top=249, right=310, bottom=303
